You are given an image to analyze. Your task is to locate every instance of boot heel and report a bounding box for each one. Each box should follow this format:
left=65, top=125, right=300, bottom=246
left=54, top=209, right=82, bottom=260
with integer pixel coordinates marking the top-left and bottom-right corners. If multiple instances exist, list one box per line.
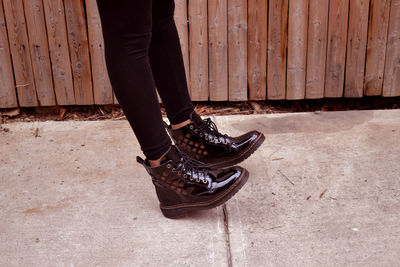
left=160, top=207, right=187, bottom=219
left=154, top=185, right=187, bottom=218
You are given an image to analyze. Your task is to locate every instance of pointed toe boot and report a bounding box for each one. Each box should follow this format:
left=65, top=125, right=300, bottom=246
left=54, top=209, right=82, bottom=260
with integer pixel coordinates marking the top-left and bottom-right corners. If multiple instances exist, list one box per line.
left=137, top=145, right=249, bottom=218
left=165, top=111, right=265, bottom=168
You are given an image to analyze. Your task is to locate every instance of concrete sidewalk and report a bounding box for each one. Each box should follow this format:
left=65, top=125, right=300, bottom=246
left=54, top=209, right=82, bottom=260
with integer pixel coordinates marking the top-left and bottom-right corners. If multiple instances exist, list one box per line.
left=1, top=110, right=399, bottom=266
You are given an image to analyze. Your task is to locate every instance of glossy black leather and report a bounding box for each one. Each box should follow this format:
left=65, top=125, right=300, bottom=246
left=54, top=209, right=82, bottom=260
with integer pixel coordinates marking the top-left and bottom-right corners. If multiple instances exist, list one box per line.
left=166, top=111, right=264, bottom=168
left=136, top=145, right=247, bottom=207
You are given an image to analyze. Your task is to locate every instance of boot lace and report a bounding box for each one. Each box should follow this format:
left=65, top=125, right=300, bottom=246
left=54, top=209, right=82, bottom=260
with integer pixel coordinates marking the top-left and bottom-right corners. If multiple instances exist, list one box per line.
left=172, top=149, right=210, bottom=185
left=196, top=118, right=231, bottom=147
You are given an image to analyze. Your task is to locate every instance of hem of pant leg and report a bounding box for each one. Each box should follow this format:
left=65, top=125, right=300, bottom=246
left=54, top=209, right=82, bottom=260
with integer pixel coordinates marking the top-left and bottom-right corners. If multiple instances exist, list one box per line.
left=144, top=139, right=172, bottom=161
left=167, top=106, right=195, bottom=125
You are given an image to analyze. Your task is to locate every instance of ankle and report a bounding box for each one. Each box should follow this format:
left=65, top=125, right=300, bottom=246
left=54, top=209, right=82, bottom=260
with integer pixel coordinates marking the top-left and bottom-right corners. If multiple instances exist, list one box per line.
left=148, top=150, right=169, bottom=167
left=171, top=119, right=192, bottom=129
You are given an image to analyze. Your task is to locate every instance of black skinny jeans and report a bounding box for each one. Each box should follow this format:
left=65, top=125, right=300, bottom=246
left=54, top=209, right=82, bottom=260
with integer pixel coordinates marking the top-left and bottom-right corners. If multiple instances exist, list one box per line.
left=97, top=0, right=194, bottom=160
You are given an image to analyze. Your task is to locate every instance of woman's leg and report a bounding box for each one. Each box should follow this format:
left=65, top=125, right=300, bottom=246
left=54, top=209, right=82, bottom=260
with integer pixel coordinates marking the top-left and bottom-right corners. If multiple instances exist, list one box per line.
left=149, top=0, right=195, bottom=125
left=96, top=0, right=172, bottom=161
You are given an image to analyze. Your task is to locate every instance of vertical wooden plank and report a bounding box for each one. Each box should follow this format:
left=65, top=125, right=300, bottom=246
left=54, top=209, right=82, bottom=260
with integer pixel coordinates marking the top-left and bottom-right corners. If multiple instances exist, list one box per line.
left=344, top=0, right=370, bottom=98
left=208, top=0, right=228, bottom=101
left=383, top=0, right=400, bottom=97
left=43, top=0, right=75, bottom=105
left=228, top=0, right=247, bottom=101
left=23, top=0, right=56, bottom=106
left=325, top=0, right=350, bottom=98
left=248, top=0, right=267, bottom=100
left=0, top=0, right=17, bottom=108
left=365, top=0, right=391, bottom=96
left=174, top=0, right=190, bottom=97
left=267, top=0, right=288, bottom=100
left=113, top=92, right=118, bottom=104
left=287, top=0, right=309, bottom=100
left=188, top=0, right=208, bottom=101
left=306, top=0, right=329, bottom=99
left=64, top=0, right=93, bottom=105
left=85, top=0, right=113, bottom=104
left=3, top=0, right=38, bottom=107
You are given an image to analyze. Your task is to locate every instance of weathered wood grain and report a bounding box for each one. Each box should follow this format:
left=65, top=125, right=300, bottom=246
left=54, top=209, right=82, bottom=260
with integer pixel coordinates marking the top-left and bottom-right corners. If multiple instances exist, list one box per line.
left=344, top=0, right=370, bottom=98
left=248, top=0, right=267, bottom=100
left=0, top=0, right=17, bottom=108
left=306, top=0, right=329, bottom=99
left=228, top=0, right=247, bottom=101
left=64, top=0, right=93, bottom=105
left=267, top=0, right=288, bottom=100
left=365, top=0, right=391, bottom=96
left=85, top=0, right=113, bottom=105
left=3, top=0, right=38, bottom=107
left=23, top=0, right=56, bottom=106
left=287, top=0, right=308, bottom=100
left=188, top=0, right=208, bottom=100
left=325, top=0, right=350, bottom=97
left=208, top=0, right=228, bottom=101
left=383, top=0, right=400, bottom=96
left=43, top=0, right=75, bottom=105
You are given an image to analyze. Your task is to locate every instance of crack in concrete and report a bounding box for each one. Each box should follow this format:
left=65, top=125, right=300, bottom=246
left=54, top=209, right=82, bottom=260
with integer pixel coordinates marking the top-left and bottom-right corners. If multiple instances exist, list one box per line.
left=222, top=204, right=233, bottom=267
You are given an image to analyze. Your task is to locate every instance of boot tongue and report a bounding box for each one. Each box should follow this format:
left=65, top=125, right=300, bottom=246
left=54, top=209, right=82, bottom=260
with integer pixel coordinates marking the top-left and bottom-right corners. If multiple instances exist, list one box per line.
left=160, top=145, right=181, bottom=164
left=190, top=111, right=204, bottom=126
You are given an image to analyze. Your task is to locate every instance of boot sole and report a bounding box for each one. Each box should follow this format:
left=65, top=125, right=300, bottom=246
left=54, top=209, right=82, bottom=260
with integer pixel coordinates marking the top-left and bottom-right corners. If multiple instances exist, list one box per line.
left=206, top=133, right=265, bottom=169
left=159, top=168, right=249, bottom=219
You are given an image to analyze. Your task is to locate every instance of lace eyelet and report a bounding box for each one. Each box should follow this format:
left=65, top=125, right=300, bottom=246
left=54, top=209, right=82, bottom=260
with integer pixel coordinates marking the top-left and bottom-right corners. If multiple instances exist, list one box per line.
left=199, top=133, right=203, bottom=137
left=167, top=164, right=171, bottom=168
left=189, top=125, right=194, bottom=130
left=177, top=171, right=181, bottom=175
left=196, top=178, right=200, bottom=182
left=205, top=136, right=208, bottom=140
left=203, top=180, right=208, bottom=184
left=194, top=129, right=198, bottom=133
left=183, top=174, right=187, bottom=178
left=189, top=177, right=193, bottom=181
left=172, top=168, right=176, bottom=173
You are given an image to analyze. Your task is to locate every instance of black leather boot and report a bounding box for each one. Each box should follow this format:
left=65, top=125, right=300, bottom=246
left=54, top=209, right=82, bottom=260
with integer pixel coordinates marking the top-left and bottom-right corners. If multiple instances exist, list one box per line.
left=136, top=145, right=249, bottom=218
left=164, top=111, right=265, bottom=168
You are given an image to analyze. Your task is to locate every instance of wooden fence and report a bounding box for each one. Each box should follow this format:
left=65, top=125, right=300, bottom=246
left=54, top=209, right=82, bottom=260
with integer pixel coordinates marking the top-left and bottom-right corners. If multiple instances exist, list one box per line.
left=0, top=0, right=399, bottom=108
